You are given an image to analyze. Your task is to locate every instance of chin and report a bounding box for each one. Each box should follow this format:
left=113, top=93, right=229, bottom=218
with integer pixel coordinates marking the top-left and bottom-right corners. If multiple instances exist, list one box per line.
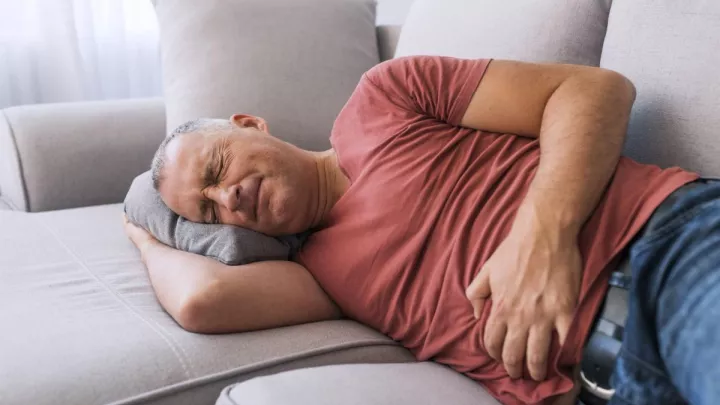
left=268, top=188, right=310, bottom=234
left=272, top=205, right=305, bottom=235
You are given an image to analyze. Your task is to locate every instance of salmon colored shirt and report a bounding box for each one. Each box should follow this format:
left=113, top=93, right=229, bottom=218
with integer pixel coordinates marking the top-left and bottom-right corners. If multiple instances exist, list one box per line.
left=296, top=56, right=699, bottom=405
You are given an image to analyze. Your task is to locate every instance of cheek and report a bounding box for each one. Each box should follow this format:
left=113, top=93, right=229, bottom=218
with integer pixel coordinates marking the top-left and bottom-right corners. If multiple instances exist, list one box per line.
left=218, top=207, right=250, bottom=227
left=268, top=178, right=307, bottom=219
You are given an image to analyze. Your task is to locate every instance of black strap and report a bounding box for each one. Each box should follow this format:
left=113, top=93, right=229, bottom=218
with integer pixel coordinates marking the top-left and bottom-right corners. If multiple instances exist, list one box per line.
left=608, top=271, right=631, bottom=289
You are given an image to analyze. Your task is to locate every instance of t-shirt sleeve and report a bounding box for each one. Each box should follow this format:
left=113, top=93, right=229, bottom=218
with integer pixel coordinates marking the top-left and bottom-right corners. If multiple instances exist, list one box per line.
left=363, top=55, right=492, bottom=126
left=330, top=56, right=491, bottom=180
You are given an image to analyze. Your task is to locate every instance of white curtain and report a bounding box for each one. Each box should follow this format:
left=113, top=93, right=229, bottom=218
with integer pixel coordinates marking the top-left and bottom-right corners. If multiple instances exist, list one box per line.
left=0, top=0, right=162, bottom=109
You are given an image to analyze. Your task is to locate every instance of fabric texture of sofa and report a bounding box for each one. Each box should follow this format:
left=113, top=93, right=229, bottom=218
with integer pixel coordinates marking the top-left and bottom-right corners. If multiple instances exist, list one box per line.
left=216, top=362, right=501, bottom=405
left=1, top=0, right=719, bottom=404
left=0, top=21, right=413, bottom=405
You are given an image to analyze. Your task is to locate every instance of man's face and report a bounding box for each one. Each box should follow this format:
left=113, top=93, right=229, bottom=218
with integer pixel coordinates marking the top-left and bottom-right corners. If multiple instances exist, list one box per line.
left=158, top=120, right=317, bottom=236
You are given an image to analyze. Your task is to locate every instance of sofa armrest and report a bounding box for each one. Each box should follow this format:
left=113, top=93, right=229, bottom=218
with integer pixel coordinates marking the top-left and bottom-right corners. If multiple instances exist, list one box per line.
left=0, top=98, right=165, bottom=212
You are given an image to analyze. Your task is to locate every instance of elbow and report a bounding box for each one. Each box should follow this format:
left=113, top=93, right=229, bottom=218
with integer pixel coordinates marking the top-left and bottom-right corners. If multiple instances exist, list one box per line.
left=596, top=69, right=637, bottom=105
left=174, top=281, right=222, bottom=334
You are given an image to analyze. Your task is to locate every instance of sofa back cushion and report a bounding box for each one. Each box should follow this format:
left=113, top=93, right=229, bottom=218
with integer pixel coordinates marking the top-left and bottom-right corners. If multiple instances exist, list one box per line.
left=600, top=0, right=720, bottom=177
left=394, top=0, right=611, bottom=66
left=154, top=0, right=378, bottom=151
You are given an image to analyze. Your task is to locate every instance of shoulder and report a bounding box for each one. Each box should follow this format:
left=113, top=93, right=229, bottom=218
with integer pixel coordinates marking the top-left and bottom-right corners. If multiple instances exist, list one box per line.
left=363, top=56, right=438, bottom=92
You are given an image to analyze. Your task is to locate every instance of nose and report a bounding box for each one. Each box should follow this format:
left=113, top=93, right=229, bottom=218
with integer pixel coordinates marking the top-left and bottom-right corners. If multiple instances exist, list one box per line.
left=212, top=184, right=241, bottom=211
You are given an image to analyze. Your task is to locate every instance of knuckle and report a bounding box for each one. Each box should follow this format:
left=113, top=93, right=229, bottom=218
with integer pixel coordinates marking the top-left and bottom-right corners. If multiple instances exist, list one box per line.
left=503, top=356, right=523, bottom=366
left=528, top=355, right=546, bottom=366
left=495, top=305, right=511, bottom=319
left=529, top=371, right=545, bottom=382
left=558, top=297, right=576, bottom=310
left=486, top=341, right=502, bottom=354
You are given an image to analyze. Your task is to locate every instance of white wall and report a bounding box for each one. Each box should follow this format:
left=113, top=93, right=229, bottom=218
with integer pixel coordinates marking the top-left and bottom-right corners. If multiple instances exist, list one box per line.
left=376, top=0, right=415, bottom=25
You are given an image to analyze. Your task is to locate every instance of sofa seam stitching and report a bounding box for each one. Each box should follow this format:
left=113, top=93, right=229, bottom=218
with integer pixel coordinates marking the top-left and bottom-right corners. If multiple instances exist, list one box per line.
left=0, top=195, right=19, bottom=211
left=31, top=214, right=196, bottom=380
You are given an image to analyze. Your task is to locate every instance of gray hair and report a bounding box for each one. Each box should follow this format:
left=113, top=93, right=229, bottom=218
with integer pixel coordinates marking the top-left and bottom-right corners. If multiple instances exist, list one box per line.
left=151, top=118, right=234, bottom=190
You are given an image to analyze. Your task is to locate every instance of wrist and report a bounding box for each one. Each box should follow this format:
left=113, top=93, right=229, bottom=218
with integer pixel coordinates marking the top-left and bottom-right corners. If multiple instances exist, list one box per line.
left=513, top=198, right=583, bottom=239
left=138, top=238, right=161, bottom=262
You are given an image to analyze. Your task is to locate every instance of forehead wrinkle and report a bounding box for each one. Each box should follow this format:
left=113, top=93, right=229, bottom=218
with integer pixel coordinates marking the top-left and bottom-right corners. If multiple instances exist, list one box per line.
left=190, top=146, right=212, bottom=222
left=198, top=136, right=224, bottom=222
left=167, top=134, right=218, bottom=222
left=203, top=141, right=221, bottom=188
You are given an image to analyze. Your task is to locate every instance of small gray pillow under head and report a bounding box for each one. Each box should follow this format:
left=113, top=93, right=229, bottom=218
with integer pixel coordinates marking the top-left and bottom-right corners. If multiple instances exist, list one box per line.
left=124, top=171, right=305, bottom=265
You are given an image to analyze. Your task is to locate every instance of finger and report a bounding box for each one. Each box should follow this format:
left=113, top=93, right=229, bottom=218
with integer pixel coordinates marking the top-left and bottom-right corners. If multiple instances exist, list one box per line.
left=483, top=313, right=507, bottom=361
left=501, top=326, right=528, bottom=379
left=466, top=269, right=491, bottom=319
left=526, top=322, right=553, bottom=381
left=555, top=313, right=574, bottom=347
left=469, top=297, right=488, bottom=319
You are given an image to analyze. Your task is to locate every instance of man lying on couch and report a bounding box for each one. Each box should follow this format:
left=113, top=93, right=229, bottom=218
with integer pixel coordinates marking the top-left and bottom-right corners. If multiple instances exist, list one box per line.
left=123, top=56, right=719, bottom=405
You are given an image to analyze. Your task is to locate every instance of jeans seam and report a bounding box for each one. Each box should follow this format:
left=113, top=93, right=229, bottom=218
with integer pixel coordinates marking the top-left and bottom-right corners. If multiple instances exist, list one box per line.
left=619, top=346, right=669, bottom=378
left=630, top=201, right=719, bottom=255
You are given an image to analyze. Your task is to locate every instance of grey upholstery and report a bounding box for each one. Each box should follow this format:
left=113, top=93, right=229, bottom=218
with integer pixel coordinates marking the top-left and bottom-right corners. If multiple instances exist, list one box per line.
left=600, top=0, right=720, bottom=177
left=0, top=204, right=415, bottom=405
left=395, top=0, right=612, bottom=66
left=0, top=197, right=11, bottom=211
left=0, top=25, right=400, bottom=213
left=155, top=0, right=379, bottom=151
left=216, top=363, right=501, bottom=405
left=1, top=0, right=719, bottom=403
left=0, top=98, right=166, bottom=212
left=0, top=24, right=408, bottom=405
left=377, top=24, right=402, bottom=62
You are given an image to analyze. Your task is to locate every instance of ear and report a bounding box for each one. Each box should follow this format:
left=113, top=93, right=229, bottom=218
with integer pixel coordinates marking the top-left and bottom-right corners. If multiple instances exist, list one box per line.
left=230, top=114, right=269, bottom=132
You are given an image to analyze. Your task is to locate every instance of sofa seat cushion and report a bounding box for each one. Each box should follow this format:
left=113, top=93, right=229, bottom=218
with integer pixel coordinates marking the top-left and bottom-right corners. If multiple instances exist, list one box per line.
left=0, top=204, right=414, bottom=405
left=217, top=362, right=502, bottom=405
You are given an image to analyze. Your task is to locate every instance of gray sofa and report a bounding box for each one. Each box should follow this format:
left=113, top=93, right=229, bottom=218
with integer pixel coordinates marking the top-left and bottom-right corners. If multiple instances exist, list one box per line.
left=0, top=24, right=412, bottom=405
left=2, top=1, right=719, bottom=405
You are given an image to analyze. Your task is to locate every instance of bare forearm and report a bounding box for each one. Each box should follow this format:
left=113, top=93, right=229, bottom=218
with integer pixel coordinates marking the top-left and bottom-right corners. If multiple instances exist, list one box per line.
left=140, top=240, right=222, bottom=322
left=516, top=72, right=636, bottom=236
left=201, top=259, right=342, bottom=333
left=139, top=241, right=340, bottom=333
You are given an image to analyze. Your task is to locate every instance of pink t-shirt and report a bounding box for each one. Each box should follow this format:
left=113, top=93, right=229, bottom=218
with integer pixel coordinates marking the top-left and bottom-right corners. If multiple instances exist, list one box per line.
left=297, top=56, right=698, bottom=405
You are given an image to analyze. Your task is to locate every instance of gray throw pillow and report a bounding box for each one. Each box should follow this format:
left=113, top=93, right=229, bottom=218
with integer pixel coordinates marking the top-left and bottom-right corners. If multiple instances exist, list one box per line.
left=124, top=171, right=304, bottom=265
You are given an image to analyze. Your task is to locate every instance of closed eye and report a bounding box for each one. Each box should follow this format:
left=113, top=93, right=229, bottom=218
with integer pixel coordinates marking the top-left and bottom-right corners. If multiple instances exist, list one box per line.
left=217, top=149, right=233, bottom=183
left=210, top=203, right=219, bottom=224
left=214, top=156, right=224, bottom=185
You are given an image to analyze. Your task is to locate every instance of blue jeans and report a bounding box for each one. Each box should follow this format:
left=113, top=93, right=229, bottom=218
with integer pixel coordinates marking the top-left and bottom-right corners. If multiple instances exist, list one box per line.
left=608, top=179, right=720, bottom=405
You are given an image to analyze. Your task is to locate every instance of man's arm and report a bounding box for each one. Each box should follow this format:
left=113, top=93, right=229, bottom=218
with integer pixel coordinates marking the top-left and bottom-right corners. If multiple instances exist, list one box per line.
left=462, top=60, right=636, bottom=381
left=124, top=218, right=341, bottom=333
left=461, top=60, right=636, bottom=234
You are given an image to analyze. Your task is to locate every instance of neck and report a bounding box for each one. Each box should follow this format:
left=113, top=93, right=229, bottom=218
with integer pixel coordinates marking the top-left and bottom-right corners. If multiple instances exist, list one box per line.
left=309, top=149, right=348, bottom=229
